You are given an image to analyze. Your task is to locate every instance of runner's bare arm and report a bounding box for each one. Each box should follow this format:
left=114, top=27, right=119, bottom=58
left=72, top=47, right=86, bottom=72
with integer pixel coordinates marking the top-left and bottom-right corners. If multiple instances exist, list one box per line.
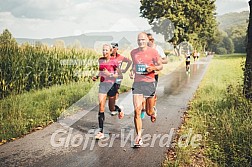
left=121, top=58, right=132, bottom=73
left=116, top=68, right=123, bottom=78
left=129, top=63, right=135, bottom=79
left=147, top=57, right=163, bottom=72
left=92, top=70, right=100, bottom=81
left=101, top=68, right=118, bottom=78
left=161, top=57, right=168, bottom=64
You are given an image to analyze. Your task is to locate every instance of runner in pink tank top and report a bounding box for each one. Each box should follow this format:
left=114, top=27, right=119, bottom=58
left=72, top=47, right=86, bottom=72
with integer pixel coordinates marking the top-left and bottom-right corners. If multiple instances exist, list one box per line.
left=92, top=44, right=124, bottom=140
left=111, top=42, right=132, bottom=103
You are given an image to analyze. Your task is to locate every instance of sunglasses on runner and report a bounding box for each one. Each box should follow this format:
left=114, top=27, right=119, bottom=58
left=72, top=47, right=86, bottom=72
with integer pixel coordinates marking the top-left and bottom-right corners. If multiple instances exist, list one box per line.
left=111, top=43, right=118, bottom=48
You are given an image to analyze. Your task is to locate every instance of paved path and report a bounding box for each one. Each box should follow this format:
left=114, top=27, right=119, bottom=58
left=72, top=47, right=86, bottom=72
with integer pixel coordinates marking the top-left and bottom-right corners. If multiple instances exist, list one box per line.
left=0, top=56, right=212, bottom=167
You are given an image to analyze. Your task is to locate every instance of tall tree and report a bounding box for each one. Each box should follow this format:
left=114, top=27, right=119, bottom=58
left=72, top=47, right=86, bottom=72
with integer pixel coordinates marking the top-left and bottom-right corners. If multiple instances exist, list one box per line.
left=227, top=25, right=247, bottom=53
left=139, top=0, right=217, bottom=55
left=222, top=36, right=234, bottom=54
left=244, top=0, right=252, bottom=99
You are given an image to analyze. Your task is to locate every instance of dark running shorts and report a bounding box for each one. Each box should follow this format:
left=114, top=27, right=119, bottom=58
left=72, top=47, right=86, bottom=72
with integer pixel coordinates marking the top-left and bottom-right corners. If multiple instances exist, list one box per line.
left=99, top=82, right=117, bottom=97
left=116, top=83, right=121, bottom=93
left=186, top=61, right=190, bottom=65
left=154, top=74, right=159, bottom=89
left=132, top=82, right=156, bottom=97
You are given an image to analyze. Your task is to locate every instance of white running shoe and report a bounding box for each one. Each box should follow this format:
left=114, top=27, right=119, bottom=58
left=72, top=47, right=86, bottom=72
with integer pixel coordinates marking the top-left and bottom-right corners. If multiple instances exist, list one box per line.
left=110, top=111, right=118, bottom=116
left=134, top=136, right=143, bottom=148
left=95, top=132, right=105, bottom=140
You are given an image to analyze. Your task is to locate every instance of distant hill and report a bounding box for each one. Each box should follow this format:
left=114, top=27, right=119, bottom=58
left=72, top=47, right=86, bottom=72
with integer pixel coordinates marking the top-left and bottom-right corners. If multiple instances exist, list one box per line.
left=17, top=34, right=112, bottom=48
left=217, top=11, right=249, bottom=30
left=16, top=31, right=145, bottom=49
left=16, top=11, right=249, bottom=50
left=16, top=29, right=175, bottom=50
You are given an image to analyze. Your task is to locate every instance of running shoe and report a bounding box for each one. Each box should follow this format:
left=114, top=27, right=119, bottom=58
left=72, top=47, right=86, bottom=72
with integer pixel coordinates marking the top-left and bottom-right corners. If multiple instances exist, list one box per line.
left=110, top=111, right=118, bottom=116
left=95, top=132, right=105, bottom=140
left=134, top=136, right=143, bottom=148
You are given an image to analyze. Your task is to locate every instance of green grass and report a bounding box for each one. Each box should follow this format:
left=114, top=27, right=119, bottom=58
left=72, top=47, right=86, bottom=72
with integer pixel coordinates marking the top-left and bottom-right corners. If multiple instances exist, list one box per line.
left=0, top=81, right=95, bottom=142
left=164, top=55, right=183, bottom=74
left=163, top=54, right=252, bottom=167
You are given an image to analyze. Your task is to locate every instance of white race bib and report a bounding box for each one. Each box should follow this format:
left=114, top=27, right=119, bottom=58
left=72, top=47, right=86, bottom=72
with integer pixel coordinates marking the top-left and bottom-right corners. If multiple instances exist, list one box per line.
left=136, top=64, right=148, bottom=74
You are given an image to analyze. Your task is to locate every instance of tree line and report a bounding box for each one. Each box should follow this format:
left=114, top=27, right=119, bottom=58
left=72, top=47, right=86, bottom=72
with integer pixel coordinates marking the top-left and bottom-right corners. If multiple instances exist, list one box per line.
left=139, top=0, right=247, bottom=55
left=140, top=0, right=252, bottom=99
left=140, top=0, right=217, bottom=55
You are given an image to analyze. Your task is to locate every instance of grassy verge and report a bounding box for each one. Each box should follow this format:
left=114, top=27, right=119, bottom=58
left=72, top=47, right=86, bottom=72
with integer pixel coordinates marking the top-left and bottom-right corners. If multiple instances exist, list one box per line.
left=161, top=55, right=183, bottom=75
left=0, top=82, right=94, bottom=144
left=163, top=54, right=252, bottom=166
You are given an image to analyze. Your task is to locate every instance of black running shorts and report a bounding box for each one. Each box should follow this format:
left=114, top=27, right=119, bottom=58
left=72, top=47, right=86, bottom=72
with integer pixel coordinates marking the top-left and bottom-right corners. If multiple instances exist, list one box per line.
left=99, top=82, right=117, bottom=97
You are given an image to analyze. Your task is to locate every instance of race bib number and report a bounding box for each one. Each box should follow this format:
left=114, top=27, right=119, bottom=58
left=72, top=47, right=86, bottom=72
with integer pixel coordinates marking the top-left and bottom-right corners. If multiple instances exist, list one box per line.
left=136, top=64, right=148, bottom=74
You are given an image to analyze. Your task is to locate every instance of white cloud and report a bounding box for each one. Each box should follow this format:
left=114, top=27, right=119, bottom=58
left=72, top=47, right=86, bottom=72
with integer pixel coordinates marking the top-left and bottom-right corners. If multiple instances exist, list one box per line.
left=0, top=0, right=249, bottom=38
left=108, top=18, right=150, bottom=32
left=0, top=0, right=74, bottom=19
left=216, top=0, right=249, bottom=15
left=0, top=0, right=149, bottom=38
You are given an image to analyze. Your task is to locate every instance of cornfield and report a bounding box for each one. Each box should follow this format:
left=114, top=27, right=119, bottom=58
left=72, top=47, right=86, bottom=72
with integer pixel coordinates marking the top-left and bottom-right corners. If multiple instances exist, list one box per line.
left=0, top=30, right=100, bottom=99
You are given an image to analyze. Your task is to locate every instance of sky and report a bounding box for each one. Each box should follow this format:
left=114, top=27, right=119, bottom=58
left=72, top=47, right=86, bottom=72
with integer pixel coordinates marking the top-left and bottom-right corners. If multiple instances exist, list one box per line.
left=0, top=0, right=250, bottom=39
